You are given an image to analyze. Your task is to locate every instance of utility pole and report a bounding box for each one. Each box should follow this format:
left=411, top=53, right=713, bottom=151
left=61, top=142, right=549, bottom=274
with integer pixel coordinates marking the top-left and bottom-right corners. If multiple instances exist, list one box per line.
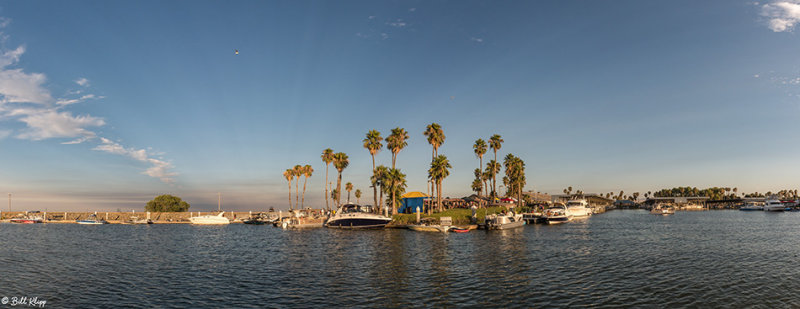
left=7, top=193, right=10, bottom=212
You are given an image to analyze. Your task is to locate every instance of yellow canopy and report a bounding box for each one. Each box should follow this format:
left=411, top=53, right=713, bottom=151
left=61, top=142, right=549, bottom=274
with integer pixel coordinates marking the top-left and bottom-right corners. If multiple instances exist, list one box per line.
left=401, top=191, right=429, bottom=198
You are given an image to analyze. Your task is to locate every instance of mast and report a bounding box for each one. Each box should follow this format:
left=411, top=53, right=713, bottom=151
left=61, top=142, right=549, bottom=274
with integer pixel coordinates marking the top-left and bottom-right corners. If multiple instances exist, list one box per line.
left=218, top=193, right=221, bottom=212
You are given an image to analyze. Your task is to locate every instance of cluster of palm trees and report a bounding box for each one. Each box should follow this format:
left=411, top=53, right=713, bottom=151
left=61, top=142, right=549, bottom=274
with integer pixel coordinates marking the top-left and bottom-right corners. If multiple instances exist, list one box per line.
left=502, top=154, right=526, bottom=203
left=282, top=164, right=313, bottom=211
left=362, top=128, right=410, bottom=214
left=472, top=134, right=505, bottom=199
left=320, top=149, right=350, bottom=211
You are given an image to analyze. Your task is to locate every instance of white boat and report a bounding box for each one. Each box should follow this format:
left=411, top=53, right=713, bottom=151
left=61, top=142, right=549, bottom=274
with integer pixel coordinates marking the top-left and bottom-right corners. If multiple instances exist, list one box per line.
left=739, top=201, right=764, bottom=211
left=485, top=211, right=524, bottom=230
left=764, top=198, right=785, bottom=212
left=76, top=214, right=108, bottom=225
left=543, top=204, right=572, bottom=224
left=566, top=199, right=592, bottom=218
left=651, top=205, right=675, bottom=215
left=189, top=212, right=231, bottom=225
left=325, top=203, right=392, bottom=229
left=408, top=217, right=453, bottom=232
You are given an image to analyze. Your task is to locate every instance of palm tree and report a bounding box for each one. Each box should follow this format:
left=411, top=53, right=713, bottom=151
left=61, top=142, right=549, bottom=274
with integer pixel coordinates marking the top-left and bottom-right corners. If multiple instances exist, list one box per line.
left=372, top=165, right=389, bottom=211
left=428, top=155, right=452, bottom=214
left=355, top=189, right=362, bottom=204
left=424, top=123, right=445, bottom=200
left=301, top=165, right=313, bottom=209
left=363, top=130, right=383, bottom=210
left=486, top=160, right=500, bottom=199
left=332, top=152, right=349, bottom=207
left=387, top=127, right=409, bottom=169
left=482, top=169, right=491, bottom=197
left=283, top=169, right=294, bottom=210
left=472, top=179, right=483, bottom=196
left=346, top=182, right=353, bottom=202
left=321, top=148, right=334, bottom=211
left=293, top=165, right=302, bottom=209
left=383, top=168, right=407, bottom=214
left=473, top=138, right=487, bottom=171
left=489, top=134, right=504, bottom=197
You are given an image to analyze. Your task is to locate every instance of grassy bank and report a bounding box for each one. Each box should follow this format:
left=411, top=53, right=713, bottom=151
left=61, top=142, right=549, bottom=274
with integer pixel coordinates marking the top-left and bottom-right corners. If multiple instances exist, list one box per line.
left=392, top=206, right=510, bottom=225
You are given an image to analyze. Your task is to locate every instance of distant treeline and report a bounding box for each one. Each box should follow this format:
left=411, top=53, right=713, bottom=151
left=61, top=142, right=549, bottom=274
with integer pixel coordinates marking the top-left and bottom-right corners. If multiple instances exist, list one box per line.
left=651, top=186, right=799, bottom=200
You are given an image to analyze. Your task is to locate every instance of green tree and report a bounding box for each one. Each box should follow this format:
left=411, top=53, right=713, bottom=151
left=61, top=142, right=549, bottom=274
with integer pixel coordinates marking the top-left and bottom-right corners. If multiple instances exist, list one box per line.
left=428, top=155, right=452, bottom=214
left=383, top=168, right=407, bottom=214
left=489, top=134, right=504, bottom=197
left=301, top=165, right=313, bottom=209
left=346, top=182, right=353, bottom=202
left=321, top=148, right=334, bottom=211
left=355, top=189, right=362, bottom=204
left=293, top=165, right=302, bottom=209
left=283, top=169, right=294, bottom=210
left=473, top=138, right=488, bottom=173
left=332, top=152, right=349, bottom=207
left=145, top=194, right=190, bottom=212
left=363, top=130, right=383, bottom=210
left=387, top=127, right=410, bottom=169
left=372, top=165, right=390, bottom=211
left=424, top=123, right=445, bottom=198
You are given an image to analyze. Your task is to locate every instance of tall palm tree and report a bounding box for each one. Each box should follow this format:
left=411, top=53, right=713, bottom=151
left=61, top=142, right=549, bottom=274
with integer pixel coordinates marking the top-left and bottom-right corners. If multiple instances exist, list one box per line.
left=387, top=127, right=409, bottom=169
left=486, top=160, right=500, bottom=199
left=363, top=130, right=383, bottom=210
left=283, top=169, right=294, bottom=210
left=355, top=189, right=362, bottom=204
left=472, top=179, right=483, bottom=196
left=383, top=168, right=407, bottom=214
left=473, top=138, right=487, bottom=171
left=482, top=169, right=491, bottom=197
left=372, top=165, right=389, bottom=211
left=332, top=152, right=349, bottom=207
left=489, top=134, right=503, bottom=197
left=428, top=155, right=452, bottom=214
left=424, top=123, right=445, bottom=202
left=301, top=165, right=313, bottom=209
left=321, top=148, right=334, bottom=211
left=293, top=165, right=302, bottom=209
left=346, top=182, right=353, bottom=202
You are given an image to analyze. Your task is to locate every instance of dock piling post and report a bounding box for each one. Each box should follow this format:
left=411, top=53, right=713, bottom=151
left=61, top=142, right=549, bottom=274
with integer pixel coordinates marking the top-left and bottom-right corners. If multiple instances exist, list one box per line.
left=416, top=206, right=421, bottom=223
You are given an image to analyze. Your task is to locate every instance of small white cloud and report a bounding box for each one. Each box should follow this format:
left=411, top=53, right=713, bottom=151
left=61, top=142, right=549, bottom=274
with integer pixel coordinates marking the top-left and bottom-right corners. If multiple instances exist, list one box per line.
left=409, top=8, right=416, bottom=12
left=368, top=15, right=376, bottom=20
left=93, top=138, right=177, bottom=183
left=381, top=33, right=389, bottom=40
left=15, top=109, right=104, bottom=141
left=387, top=19, right=407, bottom=28
left=755, top=74, right=761, bottom=78
left=762, top=1, right=800, bottom=32
left=470, top=37, right=484, bottom=43
left=75, top=78, right=89, bottom=87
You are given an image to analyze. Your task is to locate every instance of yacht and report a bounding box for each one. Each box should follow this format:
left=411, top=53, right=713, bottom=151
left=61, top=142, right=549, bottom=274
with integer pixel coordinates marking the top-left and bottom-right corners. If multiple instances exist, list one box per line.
left=566, top=199, right=592, bottom=218
left=189, top=212, right=231, bottom=225
left=325, top=203, right=392, bottom=229
left=543, top=204, right=572, bottom=224
left=76, top=213, right=108, bottom=225
left=10, top=211, right=43, bottom=224
left=739, top=201, right=764, bottom=211
left=650, top=204, right=675, bottom=215
left=764, top=198, right=785, bottom=212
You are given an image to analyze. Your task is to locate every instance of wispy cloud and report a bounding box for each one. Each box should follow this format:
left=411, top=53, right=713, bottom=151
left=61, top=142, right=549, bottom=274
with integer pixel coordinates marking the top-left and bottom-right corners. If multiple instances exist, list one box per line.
left=387, top=19, right=407, bottom=28
left=0, top=17, right=177, bottom=184
left=762, top=1, right=800, bottom=32
left=470, top=37, right=484, bottom=43
left=75, top=77, right=89, bottom=87
left=409, top=8, right=416, bottom=12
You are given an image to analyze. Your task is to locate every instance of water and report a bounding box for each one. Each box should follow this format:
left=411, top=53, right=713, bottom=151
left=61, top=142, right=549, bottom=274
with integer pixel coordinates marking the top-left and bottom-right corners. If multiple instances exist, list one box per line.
left=2, top=210, right=800, bottom=308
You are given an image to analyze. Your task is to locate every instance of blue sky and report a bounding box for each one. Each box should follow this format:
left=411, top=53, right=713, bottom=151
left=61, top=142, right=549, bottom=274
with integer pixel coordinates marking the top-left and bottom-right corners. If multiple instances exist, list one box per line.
left=1, top=0, right=800, bottom=211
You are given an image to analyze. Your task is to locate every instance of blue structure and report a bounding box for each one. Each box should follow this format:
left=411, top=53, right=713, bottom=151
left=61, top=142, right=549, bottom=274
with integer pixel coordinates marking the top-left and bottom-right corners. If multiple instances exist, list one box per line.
left=398, top=191, right=429, bottom=214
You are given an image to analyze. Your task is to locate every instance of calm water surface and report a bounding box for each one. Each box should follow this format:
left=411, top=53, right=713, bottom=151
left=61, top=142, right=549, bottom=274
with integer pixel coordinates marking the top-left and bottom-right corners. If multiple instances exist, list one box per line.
left=2, top=210, right=800, bottom=308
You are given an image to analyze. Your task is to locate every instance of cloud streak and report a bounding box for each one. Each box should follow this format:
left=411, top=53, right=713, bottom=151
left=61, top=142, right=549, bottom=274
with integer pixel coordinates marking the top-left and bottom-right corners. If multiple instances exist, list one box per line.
left=762, top=1, right=800, bottom=32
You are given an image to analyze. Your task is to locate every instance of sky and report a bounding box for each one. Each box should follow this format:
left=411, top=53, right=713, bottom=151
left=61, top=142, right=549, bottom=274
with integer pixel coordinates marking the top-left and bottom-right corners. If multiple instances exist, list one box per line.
left=1, top=0, right=800, bottom=211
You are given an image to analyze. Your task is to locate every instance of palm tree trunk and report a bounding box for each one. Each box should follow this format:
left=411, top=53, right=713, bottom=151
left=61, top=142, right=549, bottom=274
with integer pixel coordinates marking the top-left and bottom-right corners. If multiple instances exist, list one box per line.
left=347, top=191, right=351, bottom=203
left=492, top=151, right=497, bottom=198
left=325, top=164, right=329, bottom=211
left=295, top=178, right=300, bottom=209
left=301, top=176, right=308, bottom=209
left=336, top=172, right=343, bottom=207
left=438, top=180, right=443, bottom=212
left=392, top=187, right=397, bottom=215
left=288, top=181, right=293, bottom=210
left=371, top=155, right=377, bottom=211
left=379, top=187, right=384, bottom=214
left=392, top=152, right=396, bottom=170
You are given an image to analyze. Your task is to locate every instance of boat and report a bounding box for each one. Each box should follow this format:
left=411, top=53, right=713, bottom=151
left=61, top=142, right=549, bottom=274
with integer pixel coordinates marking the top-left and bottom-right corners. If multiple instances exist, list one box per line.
left=650, top=204, right=675, bottom=215
left=76, top=214, right=108, bottom=225
left=739, top=201, right=764, bottom=211
left=122, top=216, right=153, bottom=224
left=189, top=212, right=231, bottom=225
left=566, top=199, right=592, bottom=218
left=408, top=217, right=453, bottom=233
left=521, top=210, right=545, bottom=224
left=543, top=204, right=571, bottom=224
left=10, top=211, right=43, bottom=224
left=764, top=198, right=785, bottom=212
left=484, top=211, right=525, bottom=230
left=243, top=212, right=269, bottom=225
left=325, top=203, right=392, bottom=229
left=450, top=227, right=471, bottom=233
left=280, top=210, right=326, bottom=229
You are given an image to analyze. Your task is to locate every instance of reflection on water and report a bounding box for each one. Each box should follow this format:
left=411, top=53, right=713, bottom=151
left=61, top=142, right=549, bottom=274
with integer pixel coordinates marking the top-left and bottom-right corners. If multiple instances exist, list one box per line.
left=3, top=210, right=800, bottom=307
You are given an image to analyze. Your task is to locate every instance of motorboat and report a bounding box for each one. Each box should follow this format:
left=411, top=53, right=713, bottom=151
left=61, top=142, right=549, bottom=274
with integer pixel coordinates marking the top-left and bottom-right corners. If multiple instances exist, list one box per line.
left=10, top=212, right=43, bottom=224
left=408, top=217, right=453, bottom=232
left=325, top=203, right=392, bottom=229
left=76, top=214, right=108, bottom=225
left=243, top=212, right=270, bottom=225
left=651, top=204, right=675, bottom=215
left=739, top=201, right=764, bottom=211
left=521, top=209, right=545, bottom=224
left=122, top=216, right=153, bottom=224
left=764, top=198, right=785, bottom=212
left=543, top=204, right=572, bottom=224
left=280, top=210, right=326, bottom=229
left=189, top=212, right=231, bottom=225
left=566, top=199, right=592, bottom=218
left=484, top=211, right=524, bottom=230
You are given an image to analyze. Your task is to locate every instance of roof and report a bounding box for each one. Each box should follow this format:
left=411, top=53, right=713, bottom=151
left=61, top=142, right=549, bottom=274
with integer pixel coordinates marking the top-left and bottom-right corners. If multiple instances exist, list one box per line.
left=402, top=191, right=430, bottom=198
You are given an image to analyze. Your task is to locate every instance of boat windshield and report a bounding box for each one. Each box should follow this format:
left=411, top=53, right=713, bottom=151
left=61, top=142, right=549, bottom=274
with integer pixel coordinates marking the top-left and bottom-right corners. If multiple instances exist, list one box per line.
left=341, top=204, right=372, bottom=213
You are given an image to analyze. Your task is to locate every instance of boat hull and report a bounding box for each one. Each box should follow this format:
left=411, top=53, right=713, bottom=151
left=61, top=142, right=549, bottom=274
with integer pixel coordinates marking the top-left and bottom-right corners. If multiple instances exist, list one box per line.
left=10, top=219, right=42, bottom=224
left=545, top=216, right=570, bottom=224
left=487, top=220, right=525, bottom=230
left=325, top=218, right=391, bottom=229
left=408, top=225, right=451, bottom=232
left=76, top=220, right=107, bottom=225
